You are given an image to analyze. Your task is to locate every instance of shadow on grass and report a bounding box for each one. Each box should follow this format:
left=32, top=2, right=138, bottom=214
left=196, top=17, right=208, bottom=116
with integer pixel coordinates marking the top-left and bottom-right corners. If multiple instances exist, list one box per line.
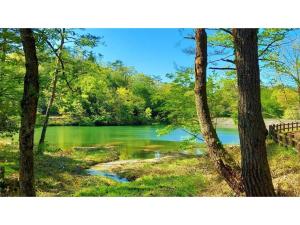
left=34, top=148, right=119, bottom=196
left=0, top=143, right=120, bottom=196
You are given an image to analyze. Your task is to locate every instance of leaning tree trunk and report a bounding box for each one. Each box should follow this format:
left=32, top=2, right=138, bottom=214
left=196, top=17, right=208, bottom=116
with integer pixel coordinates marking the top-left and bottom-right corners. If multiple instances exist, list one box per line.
left=38, top=68, right=58, bottom=152
left=38, top=29, right=65, bottom=152
left=233, top=28, right=275, bottom=196
left=19, top=29, right=39, bottom=196
left=194, top=28, right=244, bottom=195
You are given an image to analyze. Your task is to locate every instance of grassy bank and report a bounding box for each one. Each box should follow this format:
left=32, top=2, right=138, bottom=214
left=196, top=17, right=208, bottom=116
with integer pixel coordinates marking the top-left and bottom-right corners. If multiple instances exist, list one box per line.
left=35, top=115, right=156, bottom=127
left=0, top=138, right=299, bottom=196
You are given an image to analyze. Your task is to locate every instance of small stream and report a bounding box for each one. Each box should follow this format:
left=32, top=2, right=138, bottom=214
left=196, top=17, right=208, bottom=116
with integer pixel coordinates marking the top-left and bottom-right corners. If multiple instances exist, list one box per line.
left=86, top=169, right=129, bottom=183
left=85, top=149, right=205, bottom=183
left=85, top=151, right=164, bottom=182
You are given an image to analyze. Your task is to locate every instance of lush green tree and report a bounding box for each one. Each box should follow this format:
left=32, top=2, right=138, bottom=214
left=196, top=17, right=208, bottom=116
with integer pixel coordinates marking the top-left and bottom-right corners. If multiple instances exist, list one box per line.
left=0, top=29, right=23, bottom=136
left=261, top=86, right=284, bottom=118
left=37, top=29, right=101, bottom=147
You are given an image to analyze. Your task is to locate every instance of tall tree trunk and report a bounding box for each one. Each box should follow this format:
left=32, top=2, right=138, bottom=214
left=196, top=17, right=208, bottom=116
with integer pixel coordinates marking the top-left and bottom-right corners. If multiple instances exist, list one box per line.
left=233, top=28, right=275, bottom=196
left=38, top=29, right=65, bottom=152
left=194, top=28, right=244, bottom=195
left=1, top=28, right=8, bottom=62
left=19, top=29, right=39, bottom=196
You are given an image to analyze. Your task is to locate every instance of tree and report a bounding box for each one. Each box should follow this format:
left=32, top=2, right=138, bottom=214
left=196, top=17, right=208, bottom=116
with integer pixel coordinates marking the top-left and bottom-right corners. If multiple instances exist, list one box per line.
left=19, top=29, right=39, bottom=196
left=194, top=28, right=244, bottom=195
left=268, top=39, right=300, bottom=118
left=0, top=29, right=23, bottom=136
left=37, top=29, right=101, bottom=151
left=233, top=28, right=275, bottom=196
left=207, top=28, right=290, bottom=71
left=38, top=28, right=65, bottom=152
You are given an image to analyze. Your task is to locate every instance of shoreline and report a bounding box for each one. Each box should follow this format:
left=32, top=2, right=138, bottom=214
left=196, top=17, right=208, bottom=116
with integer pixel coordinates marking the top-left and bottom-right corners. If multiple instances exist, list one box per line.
left=214, top=117, right=300, bottom=129
left=38, top=116, right=300, bottom=129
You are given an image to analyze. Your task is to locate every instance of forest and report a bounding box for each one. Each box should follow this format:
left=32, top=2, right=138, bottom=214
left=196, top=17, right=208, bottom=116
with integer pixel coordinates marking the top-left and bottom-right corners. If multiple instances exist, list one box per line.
left=0, top=28, right=299, bottom=197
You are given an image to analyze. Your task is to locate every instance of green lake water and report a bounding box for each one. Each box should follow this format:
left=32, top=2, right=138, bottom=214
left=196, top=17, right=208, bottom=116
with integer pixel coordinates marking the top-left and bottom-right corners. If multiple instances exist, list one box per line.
left=34, top=126, right=239, bottom=160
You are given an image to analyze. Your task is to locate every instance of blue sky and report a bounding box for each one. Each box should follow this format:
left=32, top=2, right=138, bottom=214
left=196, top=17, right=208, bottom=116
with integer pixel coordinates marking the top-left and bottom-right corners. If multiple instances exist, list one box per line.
left=85, top=28, right=195, bottom=80
left=81, top=28, right=300, bottom=85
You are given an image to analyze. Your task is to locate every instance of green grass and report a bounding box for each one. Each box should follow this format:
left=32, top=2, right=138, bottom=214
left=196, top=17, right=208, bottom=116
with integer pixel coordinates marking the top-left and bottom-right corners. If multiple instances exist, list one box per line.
left=76, top=174, right=206, bottom=197
left=266, top=140, right=300, bottom=196
left=76, top=156, right=232, bottom=197
left=0, top=140, right=120, bottom=196
left=0, top=138, right=299, bottom=196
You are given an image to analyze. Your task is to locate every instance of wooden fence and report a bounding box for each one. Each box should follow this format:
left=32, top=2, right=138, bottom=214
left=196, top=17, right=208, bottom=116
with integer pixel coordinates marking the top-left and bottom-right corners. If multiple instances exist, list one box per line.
left=269, top=122, right=300, bottom=152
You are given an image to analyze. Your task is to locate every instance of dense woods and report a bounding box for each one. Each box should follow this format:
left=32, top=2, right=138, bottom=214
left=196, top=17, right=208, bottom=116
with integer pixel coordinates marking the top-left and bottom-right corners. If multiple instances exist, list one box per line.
left=1, top=29, right=300, bottom=137
left=0, top=28, right=299, bottom=197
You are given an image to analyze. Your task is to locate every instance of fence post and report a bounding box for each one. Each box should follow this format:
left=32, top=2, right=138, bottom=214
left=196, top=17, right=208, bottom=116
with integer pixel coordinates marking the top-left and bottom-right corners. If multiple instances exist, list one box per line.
left=296, top=142, right=300, bottom=154
left=284, top=133, right=288, bottom=147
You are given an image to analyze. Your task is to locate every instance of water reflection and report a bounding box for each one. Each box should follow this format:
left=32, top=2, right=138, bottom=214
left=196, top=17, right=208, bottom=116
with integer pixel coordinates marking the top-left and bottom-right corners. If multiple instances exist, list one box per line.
left=33, top=126, right=239, bottom=160
left=155, top=151, right=161, bottom=159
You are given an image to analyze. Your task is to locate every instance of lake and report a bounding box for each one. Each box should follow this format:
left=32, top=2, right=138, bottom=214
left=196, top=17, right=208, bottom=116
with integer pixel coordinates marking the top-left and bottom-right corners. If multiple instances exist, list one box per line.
left=34, top=126, right=239, bottom=159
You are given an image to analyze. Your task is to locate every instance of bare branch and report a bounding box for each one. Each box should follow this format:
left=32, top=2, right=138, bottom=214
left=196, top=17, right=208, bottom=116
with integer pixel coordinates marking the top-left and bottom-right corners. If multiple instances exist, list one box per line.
left=184, top=36, right=195, bottom=40
left=220, top=28, right=233, bottom=35
left=208, top=53, right=234, bottom=64
left=209, top=67, right=236, bottom=70
left=258, top=38, right=279, bottom=58
left=222, top=59, right=235, bottom=64
left=259, top=57, right=285, bottom=64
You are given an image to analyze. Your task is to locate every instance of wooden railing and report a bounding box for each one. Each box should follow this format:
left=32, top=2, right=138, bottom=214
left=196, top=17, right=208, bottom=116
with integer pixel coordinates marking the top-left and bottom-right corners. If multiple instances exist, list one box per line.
left=269, top=122, right=300, bottom=152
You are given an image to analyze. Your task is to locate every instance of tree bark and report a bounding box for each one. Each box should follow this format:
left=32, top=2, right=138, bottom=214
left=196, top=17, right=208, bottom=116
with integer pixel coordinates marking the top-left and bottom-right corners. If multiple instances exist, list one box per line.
left=233, top=28, right=276, bottom=196
left=38, top=29, right=65, bottom=152
left=19, top=29, right=39, bottom=196
left=194, top=28, right=244, bottom=195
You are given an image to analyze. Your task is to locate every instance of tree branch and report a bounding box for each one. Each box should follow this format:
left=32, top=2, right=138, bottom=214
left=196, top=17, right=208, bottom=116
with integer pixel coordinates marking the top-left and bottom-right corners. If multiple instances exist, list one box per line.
left=39, top=29, right=76, bottom=93
left=220, top=28, right=233, bottom=35
left=184, top=36, right=195, bottom=40
left=209, top=67, right=236, bottom=70
left=182, top=129, right=204, bottom=142
left=258, top=38, right=280, bottom=58
left=208, top=53, right=234, bottom=64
